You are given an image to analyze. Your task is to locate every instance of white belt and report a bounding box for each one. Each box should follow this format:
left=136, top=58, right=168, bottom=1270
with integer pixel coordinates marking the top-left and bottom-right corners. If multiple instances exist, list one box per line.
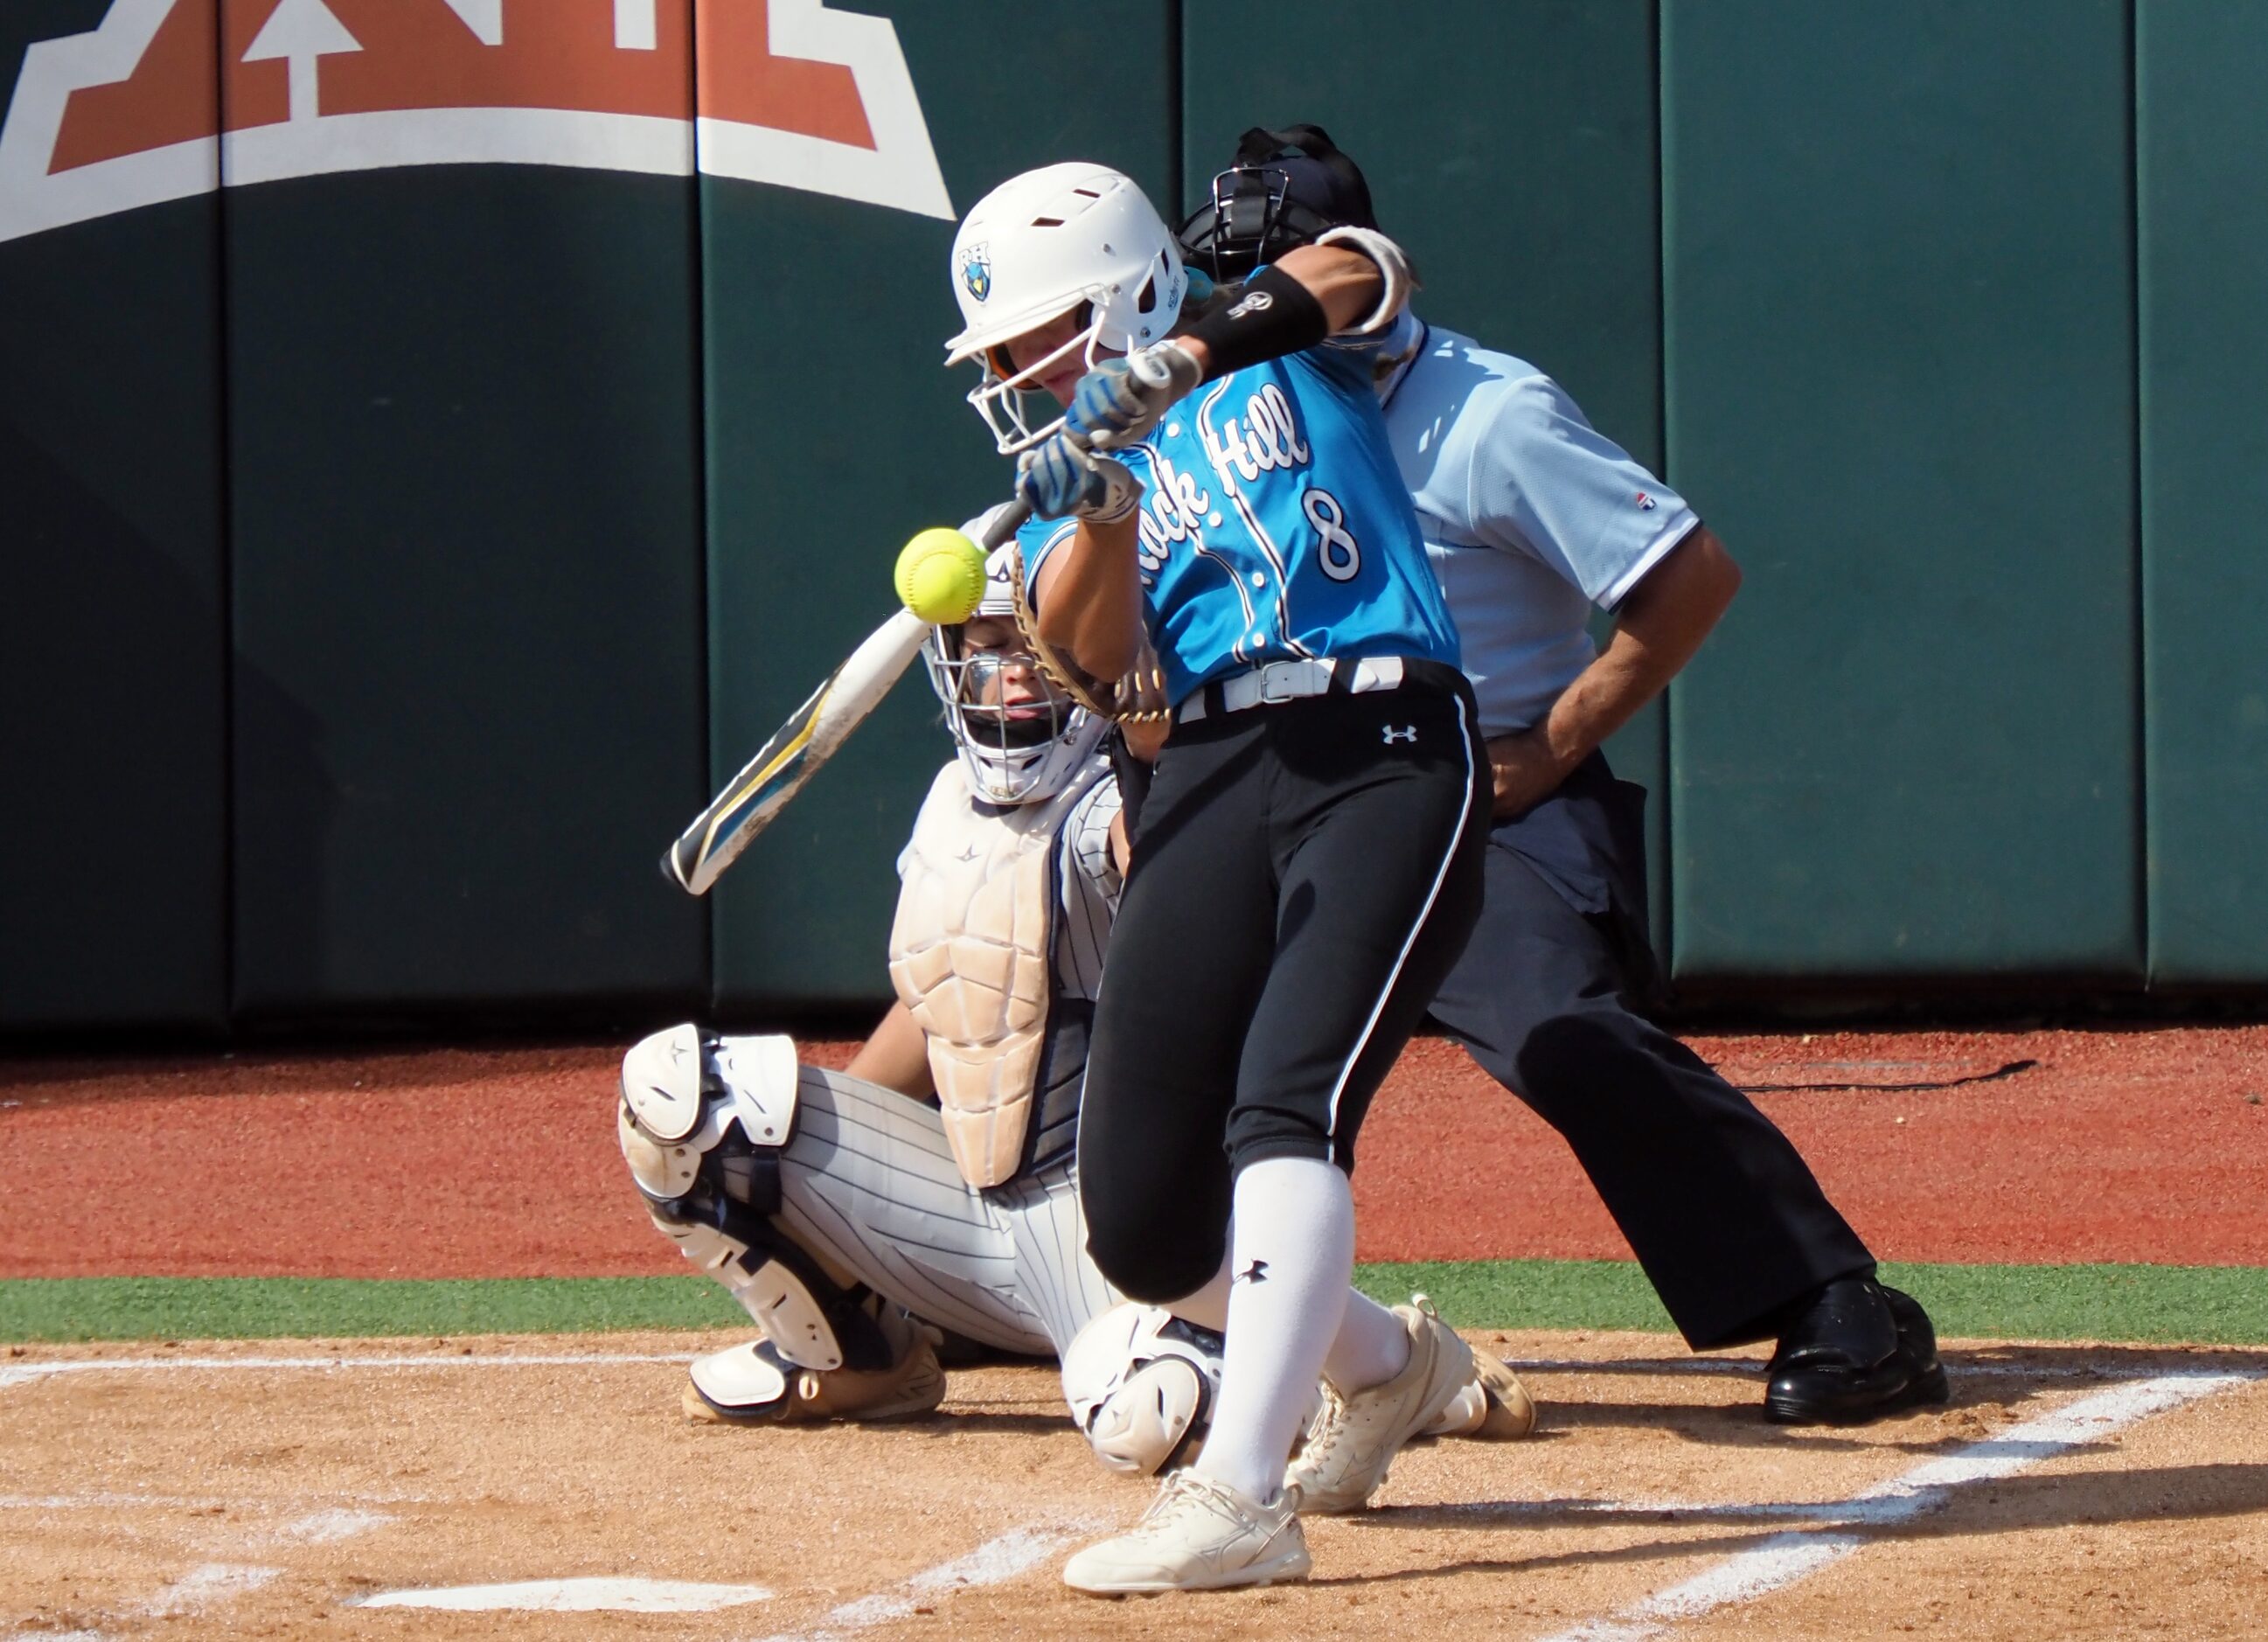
left=1178, top=656, right=1408, bottom=724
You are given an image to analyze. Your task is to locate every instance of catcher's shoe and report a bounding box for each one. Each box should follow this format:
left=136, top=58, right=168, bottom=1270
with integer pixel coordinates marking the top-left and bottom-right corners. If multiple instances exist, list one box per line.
left=680, top=1334, right=946, bottom=1425
left=1061, top=1471, right=1309, bottom=1595
left=1285, top=1294, right=1475, bottom=1513
left=1423, top=1347, right=1539, bottom=1441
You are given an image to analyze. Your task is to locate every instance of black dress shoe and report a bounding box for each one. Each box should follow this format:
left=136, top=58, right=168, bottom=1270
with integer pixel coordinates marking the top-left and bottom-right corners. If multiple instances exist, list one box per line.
left=1764, top=1279, right=1951, bottom=1425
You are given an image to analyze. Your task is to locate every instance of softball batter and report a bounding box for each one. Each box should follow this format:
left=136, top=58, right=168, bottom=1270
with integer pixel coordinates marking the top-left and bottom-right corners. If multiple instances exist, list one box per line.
left=945, top=163, right=1491, bottom=1592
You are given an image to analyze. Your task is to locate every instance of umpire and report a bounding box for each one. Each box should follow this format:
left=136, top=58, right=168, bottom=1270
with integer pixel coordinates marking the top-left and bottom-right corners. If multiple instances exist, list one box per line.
left=1176, top=127, right=1947, bottom=1424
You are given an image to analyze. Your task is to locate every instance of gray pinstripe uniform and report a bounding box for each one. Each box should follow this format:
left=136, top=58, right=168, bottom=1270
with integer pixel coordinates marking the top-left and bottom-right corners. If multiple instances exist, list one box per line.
left=706, top=762, right=1123, bottom=1358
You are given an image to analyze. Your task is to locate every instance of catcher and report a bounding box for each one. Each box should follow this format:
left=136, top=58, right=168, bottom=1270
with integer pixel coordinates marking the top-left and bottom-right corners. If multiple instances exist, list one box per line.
left=616, top=543, right=1532, bottom=1474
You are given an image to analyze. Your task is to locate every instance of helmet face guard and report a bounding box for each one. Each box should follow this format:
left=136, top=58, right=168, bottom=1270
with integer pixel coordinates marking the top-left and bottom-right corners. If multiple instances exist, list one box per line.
left=962, top=300, right=1101, bottom=456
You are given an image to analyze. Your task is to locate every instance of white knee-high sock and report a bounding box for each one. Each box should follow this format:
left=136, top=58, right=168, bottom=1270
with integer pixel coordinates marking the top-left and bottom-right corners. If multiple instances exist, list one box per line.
left=1325, top=1287, right=1411, bottom=1394
left=1170, top=1243, right=1406, bottom=1388
left=1172, top=1238, right=1407, bottom=1389
left=1193, top=1156, right=1356, bottom=1504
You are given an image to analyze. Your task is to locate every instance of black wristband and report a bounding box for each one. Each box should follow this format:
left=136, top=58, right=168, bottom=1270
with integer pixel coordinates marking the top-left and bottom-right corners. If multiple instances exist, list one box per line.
left=1180, top=265, right=1328, bottom=377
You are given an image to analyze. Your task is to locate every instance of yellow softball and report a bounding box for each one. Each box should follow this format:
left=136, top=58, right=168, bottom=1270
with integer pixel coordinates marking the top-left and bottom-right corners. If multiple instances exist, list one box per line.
left=894, top=526, right=989, bottom=624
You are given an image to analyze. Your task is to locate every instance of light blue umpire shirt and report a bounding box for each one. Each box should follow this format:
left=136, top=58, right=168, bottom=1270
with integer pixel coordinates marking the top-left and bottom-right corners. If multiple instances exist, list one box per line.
left=1364, top=310, right=1701, bottom=741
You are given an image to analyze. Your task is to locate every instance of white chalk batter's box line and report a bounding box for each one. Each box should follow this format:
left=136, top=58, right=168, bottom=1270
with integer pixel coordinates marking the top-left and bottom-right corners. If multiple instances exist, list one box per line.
left=2, top=1345, right=2206, bottom=1394
left=1500, top=1353, right=2211, bottom=1379
left=0, top=1491, right=414, bottom=1515
left=1534, top=1367, right=2263, bottom=1641
left=0, top=1348, right=696, bottom=1390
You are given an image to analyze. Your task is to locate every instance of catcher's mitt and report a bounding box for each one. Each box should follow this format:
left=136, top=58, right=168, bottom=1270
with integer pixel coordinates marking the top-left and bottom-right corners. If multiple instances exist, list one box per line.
left=1008, top=541, right=1172, bottom=726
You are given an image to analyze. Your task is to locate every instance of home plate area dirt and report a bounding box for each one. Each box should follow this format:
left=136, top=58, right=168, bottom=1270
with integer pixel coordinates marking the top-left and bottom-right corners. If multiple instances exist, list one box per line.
left=6, top=1330, right=2267, bottom=1640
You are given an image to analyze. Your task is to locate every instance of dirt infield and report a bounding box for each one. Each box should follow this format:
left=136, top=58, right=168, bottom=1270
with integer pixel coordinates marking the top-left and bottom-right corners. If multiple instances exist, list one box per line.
left=5, top=1328, right=2265, bottom=1640
left=8, top=1026, right=2267, bottom=1638
left=4, top=1026, right=2267, bottom=1277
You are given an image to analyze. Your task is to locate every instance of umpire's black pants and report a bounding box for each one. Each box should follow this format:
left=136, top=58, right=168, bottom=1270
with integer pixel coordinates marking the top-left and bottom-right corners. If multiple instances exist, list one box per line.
left=1080, top=666, right=1489, bottom=1305
left=1423, top=752, right=1875, bottom=1349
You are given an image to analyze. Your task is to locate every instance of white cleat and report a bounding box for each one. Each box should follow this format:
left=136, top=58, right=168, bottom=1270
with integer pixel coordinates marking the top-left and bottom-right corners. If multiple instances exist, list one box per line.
left=1286, top=1293, right=1475, bottom=1513
left=1061, top=1471, right=1310, bottom=1595
left=1423, top=1346, right=1539, bottom=1441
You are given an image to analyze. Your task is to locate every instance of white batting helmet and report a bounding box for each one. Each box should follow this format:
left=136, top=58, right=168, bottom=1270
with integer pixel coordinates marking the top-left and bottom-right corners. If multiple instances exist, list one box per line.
left=943, top=163, right=1188, bottom=455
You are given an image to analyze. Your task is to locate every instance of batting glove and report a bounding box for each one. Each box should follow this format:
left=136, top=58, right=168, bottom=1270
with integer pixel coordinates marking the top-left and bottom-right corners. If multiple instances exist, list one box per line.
left=1016, top=435, right=1142, bottom=525
left=1064, top=343, right=1204, bottom=449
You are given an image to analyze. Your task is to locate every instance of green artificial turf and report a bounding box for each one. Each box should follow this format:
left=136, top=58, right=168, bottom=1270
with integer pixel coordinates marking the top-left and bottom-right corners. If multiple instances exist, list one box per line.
left=0, top=1276, right=747, bottom=1343
left=3, top=1262, right=2265, bottom=1345
left=1354, top=1259, right=2268, bottom=1346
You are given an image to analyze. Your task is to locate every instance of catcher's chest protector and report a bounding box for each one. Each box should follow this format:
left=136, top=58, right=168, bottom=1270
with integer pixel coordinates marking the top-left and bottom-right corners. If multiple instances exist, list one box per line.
left=888, top=762, right=1100, bottom=1188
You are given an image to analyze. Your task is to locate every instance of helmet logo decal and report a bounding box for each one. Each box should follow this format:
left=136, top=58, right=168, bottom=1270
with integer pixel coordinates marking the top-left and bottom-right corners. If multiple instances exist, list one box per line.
left=961, top=242, right=992, bottom=303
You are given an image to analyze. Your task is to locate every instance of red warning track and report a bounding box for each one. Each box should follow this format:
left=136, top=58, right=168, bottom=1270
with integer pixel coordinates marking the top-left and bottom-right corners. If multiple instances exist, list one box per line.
left=3, top=1026, right=2265, bottom=1278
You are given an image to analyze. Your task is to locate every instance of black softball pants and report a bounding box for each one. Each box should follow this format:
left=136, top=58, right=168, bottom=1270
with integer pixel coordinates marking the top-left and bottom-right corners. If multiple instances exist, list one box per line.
left=1424, top=754, right=1876, bottom=1349
left=1077, top=666, right=1489, bottom=1304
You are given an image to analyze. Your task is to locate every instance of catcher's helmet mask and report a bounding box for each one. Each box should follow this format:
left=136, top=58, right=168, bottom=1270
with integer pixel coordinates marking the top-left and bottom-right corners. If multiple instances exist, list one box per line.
left=920, top=531, right=1107, bottom=805
left=942, top=640, right=1076, bottom=751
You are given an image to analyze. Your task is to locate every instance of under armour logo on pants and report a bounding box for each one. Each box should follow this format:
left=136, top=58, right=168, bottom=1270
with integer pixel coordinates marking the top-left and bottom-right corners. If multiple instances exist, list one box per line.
left=1235, top=1259, right=1270, bottom=1284
left=1381, top=725, right=1417, bottom=745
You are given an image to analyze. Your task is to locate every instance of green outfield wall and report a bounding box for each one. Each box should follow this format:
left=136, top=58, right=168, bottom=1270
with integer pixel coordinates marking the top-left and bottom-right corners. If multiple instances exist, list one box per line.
left=1662, top=0, right=2143, bottom=982
left=702, top=4, right=1177, bottom=1010
left=2, top=1, right=2263, bottom=1034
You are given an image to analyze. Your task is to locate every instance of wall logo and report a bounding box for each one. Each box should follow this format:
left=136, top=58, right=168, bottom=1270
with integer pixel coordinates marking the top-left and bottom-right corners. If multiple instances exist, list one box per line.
left=0, top=0, right=954, bottom=247
left=959, top=240, right=989, bottom=302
